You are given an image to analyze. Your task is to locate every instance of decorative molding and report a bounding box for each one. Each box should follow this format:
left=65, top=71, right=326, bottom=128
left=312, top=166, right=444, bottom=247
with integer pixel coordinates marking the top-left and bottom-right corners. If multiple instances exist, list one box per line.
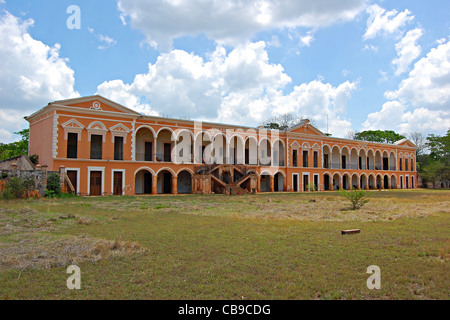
left=110, top=123, right=131, bottom=143
left=87, top=121, right=108, bottom=142
left=52, top=113, right=59, bottom=159
left=90, top=101, right=103, bottom=111
left=61, top=118, right=85, bottom=140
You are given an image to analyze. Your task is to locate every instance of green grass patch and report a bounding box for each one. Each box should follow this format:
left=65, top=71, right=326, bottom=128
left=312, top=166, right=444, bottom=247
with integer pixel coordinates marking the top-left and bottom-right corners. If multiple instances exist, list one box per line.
left=0, top=189, right=448, bottom=300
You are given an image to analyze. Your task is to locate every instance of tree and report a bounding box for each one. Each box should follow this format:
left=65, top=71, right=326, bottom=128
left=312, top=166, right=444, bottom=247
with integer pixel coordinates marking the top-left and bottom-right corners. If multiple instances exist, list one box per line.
left=426, top=129, right=450, bottom=163
left=353, top=130, right=406, bottom=144
left=261, top=113, right=306, bottom=131
left=408, top=132, right=426, bottom=156
left=0, top=129, right=29, bottom=161
left=418, top=130, right=450, bottom=188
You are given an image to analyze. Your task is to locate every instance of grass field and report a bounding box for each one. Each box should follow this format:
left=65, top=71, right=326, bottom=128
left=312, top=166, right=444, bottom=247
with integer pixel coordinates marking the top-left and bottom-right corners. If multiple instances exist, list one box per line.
left=0, top=189, right=449, bottom=300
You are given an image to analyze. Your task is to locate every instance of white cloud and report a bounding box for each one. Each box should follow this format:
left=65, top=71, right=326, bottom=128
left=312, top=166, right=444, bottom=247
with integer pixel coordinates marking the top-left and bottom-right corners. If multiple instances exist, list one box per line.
left=364, top=4, right=414, bottom=40
left=97, top=41, right=357, bottom=136
left=392, top=28, right=423, bottom=75
left=365, top=39, right=450, bottom=135
left=363, top=100, right=407, bottom=130
left=117, top=0, right=367, bottom=49
left=386, top=39, right=450, bottom=110
left=0, top=12, right=79, bottom=143
left=97, top=34, right=117, bottom=50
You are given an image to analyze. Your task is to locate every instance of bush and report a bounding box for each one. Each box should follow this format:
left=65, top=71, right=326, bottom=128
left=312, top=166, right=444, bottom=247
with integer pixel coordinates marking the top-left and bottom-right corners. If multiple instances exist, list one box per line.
left=1, top=176, right=35, bottom=200
left=46, top=173, right=61, bottom=197
left=338, top=189, right=370, bottom=210
left=29, top=154, right=39, bottom=165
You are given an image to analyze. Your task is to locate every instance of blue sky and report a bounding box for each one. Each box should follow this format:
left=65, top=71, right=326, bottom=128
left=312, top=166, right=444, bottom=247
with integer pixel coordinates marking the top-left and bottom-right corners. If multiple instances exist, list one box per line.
left=0, top=0, right=449, bottom=143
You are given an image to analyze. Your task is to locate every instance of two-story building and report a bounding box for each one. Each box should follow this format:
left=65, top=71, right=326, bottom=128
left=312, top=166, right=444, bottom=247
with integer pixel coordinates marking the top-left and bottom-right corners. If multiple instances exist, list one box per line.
left=25, top=96, right=418, bottom=196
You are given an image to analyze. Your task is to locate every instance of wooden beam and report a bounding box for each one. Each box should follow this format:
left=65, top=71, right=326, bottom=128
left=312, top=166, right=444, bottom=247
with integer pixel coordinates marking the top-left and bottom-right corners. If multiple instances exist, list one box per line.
left=341, top=229, right=361, bottom=235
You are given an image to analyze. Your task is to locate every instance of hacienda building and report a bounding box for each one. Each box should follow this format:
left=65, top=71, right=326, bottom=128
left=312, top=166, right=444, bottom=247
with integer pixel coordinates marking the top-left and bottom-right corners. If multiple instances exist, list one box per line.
left=25, top=96, right=418, bottom=196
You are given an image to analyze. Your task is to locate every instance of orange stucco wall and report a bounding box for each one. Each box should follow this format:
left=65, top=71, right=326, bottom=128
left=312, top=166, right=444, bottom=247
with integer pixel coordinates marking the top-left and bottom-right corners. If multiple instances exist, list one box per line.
left=26, top=97, right=418, bottom=196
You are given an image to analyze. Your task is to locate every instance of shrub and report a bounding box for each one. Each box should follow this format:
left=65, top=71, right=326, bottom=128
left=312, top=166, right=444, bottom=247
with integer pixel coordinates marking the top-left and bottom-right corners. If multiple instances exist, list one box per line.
left=46, top=173, right=61, bottom=197
left=338, top=189, right=370, bottom=210
left=1, top=176, right=35, bottom=200
left=29, top=154, right=39, bottom=165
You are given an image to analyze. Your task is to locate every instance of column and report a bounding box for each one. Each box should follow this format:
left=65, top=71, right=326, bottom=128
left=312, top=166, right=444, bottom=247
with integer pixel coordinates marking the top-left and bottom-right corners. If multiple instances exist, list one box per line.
left=172, top=176, right=178, bottom=195
left=152, top=175, right=157, bottom=194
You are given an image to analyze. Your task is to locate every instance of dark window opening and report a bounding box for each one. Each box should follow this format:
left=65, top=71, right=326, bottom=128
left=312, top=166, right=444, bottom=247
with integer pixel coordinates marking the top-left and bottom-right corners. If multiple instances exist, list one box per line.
left=114, top=136, right=124, bottom=161
left=67, top=133, right=78, bottom=159
left=293, top=150, right=298, bottom=167
left=313, top=152, right=318, bottom=168
left=90, top=135, right=103, bottom=160
left=145, top=142, right=153, bottom=161
left=303, top=151, right=309, bottom=168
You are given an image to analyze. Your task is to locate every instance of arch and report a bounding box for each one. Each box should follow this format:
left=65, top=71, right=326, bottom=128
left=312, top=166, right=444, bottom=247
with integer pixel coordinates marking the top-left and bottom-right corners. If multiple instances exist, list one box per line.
left=157, top=169, right=174, bottom=194
left=259, top=138, right=272, bottom=166
left=274, top=172, right=285, bottom=192
left=375, top=150, right=382, bottom=170
left=376, top=174, right=383, bottom=189
left=134, top=167, right=156, bottom=177
left=389, top=151, right=396, bottom=171
left=87, top=121, right=107, bottom=130
left=272, top=139, right=285, bottom=167
left=229, top=134, right=245, bottom=165
left=350, top=148, right=359, bottom=170
left=342, top=172, right=351, bottom=190
left=156, top=127, right=176, bottom=140
left=135, top=125, right=157, bottom=138
left=134, top=168, right=154, bottom=195
left=323, top=172, right=333, bottom=191
left=341, top=147, right=350, bottom=169
left=331, top=146, right=341, bottom=169
left=360, top=173, right=368, bottom=190
left=359, top=148, right=367, bottom=170
left=367, top=149, right=375, bottom=170
left=383, top=174, right=390, bottom=189
left=194, top=131, right=213, bottom=164
left=156, top=167, right=177, bottom=176
left=260, top=171, right=272, bottom=192
left=175, top=129, right=195, bottom=140
left=351, top=173, right=360, bottom=189
left=323, top=145, right=332, bottom=169
left=368, top=173, right=376, bottom=189
left=332, top=172, right=341, bottom=190
left=211, top=133, right=227, bottom=164
left=177, top=170, right=193, bottom=194
left=245, top=136, right=258, bottom=165
left=391, top=175, right=397, bottom=189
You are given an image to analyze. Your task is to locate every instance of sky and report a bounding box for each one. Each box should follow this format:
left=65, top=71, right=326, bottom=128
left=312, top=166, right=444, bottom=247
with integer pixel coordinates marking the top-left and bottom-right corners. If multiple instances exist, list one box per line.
left=0, top=0, right=449, bottom=143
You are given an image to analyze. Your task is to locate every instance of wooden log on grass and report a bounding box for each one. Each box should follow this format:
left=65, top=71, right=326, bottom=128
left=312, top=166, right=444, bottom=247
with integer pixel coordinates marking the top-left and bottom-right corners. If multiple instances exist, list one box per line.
left=341, top=229, right=361, bottom=235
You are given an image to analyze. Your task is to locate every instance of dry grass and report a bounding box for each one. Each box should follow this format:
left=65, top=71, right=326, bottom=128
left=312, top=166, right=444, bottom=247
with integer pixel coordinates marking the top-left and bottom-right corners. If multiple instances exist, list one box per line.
left=0, top=235, right=146, bottom=270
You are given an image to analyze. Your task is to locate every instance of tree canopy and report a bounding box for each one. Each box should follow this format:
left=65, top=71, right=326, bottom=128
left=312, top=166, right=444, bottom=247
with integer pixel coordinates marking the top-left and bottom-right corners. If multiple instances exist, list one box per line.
left=0, top=129, right=30, bottom=161
left=353, top=130, right=406, bottom=144
left=261, top=113, right=306, bottom=132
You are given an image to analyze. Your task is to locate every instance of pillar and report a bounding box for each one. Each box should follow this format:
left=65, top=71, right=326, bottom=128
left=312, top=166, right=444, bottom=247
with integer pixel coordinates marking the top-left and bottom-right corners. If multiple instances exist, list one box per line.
left=172, top=176, right=178, bottom=195
left=270, top=176, right=275, bottom=193
left=152, top=175, right=157, bottom=194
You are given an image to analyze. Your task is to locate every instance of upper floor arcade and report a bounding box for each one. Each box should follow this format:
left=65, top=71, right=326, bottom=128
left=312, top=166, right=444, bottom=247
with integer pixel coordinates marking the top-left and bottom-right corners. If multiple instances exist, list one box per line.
left=26, top=96, right=417, bottom=173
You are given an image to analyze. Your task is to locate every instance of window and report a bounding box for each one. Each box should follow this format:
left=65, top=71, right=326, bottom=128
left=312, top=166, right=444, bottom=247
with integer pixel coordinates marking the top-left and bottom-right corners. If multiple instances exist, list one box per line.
left=114, top=136, right=124, bottom=161
left=324, top=154, right=329, bottom=169
left=67, top=133, right=78, bottom=159
left=411, top=159, right=414, bottom=172
left=303, top=151, right=309, bottom=168
left=293, top=150, right=298, bottom=167
left=400, top=159, right=403, bottom=171
left=90, top=135, right=103, bottom=160
left=313, top=152, right=318, bottom=168
left=405, top=159, right=409, bottom=171
left=341, top=155, right=347, bottom=169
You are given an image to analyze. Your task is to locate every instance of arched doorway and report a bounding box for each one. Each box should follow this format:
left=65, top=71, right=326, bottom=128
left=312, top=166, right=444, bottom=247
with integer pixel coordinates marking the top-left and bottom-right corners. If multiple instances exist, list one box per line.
left=157, top=170, right=173, bottom=194
left=135, top=169, right=153, bottom=194
left=177, top=170, right=192, bottom=194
